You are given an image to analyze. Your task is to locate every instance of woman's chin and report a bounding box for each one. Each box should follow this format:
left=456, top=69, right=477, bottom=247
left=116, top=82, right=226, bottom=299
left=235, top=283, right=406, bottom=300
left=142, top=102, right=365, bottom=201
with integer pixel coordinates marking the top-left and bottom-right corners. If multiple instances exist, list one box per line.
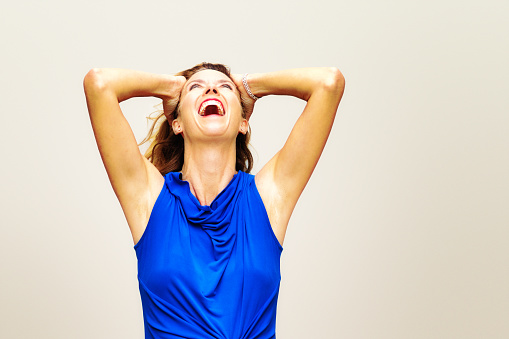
left=194, top=123, right=236, bottom=140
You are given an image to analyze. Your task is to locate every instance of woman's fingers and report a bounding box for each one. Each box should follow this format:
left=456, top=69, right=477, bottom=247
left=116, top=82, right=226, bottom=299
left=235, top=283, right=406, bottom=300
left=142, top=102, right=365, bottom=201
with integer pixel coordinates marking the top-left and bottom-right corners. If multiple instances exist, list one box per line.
left=163, top=75, right=186, bottom=119
left=232, top=73, right=256, bottom=120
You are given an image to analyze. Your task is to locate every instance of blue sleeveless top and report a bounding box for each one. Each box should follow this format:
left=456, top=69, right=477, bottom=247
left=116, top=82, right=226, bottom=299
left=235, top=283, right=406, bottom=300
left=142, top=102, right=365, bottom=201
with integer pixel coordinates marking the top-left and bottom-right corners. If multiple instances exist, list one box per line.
left=134, top=171, right=283, bottom=339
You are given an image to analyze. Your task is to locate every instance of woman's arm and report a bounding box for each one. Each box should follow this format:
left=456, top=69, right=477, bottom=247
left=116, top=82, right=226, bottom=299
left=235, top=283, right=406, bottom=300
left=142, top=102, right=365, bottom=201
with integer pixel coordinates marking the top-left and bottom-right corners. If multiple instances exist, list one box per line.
left=241, top=68, right=345, bottom=245
left=83, top=69, right=184, bottom=243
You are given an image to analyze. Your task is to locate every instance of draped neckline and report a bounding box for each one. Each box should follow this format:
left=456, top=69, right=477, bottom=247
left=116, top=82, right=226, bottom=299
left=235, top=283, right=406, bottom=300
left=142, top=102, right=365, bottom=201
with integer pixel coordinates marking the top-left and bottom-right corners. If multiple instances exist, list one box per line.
left=166, top=171, right=245, bottom=230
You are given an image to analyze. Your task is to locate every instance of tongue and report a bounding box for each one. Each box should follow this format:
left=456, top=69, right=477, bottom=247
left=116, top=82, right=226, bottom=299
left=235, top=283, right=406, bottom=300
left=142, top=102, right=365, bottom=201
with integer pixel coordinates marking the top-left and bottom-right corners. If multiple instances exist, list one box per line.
left=203, top=105, right=219, bottom=116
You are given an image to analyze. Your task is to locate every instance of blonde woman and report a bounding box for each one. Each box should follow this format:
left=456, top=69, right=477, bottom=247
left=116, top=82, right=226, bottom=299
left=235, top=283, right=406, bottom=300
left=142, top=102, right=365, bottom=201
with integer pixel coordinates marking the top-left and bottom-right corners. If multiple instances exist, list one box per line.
left=84, top=63, right=345, bottom=339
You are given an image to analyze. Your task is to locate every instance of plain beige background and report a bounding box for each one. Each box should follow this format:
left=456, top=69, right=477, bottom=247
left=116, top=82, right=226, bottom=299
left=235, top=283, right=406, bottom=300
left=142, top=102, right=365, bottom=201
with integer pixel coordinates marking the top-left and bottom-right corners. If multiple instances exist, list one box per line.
left=1, top=0, right=508, bottom=338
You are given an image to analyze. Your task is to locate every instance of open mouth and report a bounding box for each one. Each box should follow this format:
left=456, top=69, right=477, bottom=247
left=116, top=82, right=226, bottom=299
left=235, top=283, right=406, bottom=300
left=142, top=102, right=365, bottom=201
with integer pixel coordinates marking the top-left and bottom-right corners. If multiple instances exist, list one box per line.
left=199, top=99, right=225, bottom=117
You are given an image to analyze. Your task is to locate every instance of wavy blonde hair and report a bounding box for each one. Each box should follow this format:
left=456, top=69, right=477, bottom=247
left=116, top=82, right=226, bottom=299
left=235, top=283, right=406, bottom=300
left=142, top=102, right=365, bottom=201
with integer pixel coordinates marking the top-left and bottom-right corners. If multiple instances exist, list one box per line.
left=139, top=62, right=253, bottom=175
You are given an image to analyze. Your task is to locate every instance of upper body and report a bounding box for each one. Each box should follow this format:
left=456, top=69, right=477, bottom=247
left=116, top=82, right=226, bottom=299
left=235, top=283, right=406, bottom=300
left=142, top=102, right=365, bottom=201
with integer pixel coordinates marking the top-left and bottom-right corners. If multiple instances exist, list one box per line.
left=83, top=63, right=345, bottom=337
left=83, top=65, right=344, bottom=247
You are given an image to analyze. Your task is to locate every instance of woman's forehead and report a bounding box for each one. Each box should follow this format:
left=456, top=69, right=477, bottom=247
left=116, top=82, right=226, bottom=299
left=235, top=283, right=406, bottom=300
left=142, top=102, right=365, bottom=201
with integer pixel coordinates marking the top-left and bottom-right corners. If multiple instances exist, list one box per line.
left=187, top=69, right=231, bottom=83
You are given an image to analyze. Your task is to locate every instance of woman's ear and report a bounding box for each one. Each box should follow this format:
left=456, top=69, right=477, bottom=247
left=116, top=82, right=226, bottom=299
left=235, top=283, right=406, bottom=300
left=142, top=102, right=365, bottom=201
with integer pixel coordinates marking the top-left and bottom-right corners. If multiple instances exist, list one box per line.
left=172, top=119, right=182, bottom=135
left=238, top=119, right=249, bottom=135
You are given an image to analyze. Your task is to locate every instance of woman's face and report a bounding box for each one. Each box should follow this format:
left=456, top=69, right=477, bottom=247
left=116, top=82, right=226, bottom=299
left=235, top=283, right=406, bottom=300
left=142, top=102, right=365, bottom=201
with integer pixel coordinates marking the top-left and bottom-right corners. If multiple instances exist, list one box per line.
left=174, top=69, right=247, bottom=141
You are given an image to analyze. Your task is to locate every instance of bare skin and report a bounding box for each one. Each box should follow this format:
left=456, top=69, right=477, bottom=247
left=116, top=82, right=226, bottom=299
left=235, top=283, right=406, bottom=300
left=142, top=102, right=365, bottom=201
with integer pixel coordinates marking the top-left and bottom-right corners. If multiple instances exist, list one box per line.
left=84, top=67, right=345, bottom=246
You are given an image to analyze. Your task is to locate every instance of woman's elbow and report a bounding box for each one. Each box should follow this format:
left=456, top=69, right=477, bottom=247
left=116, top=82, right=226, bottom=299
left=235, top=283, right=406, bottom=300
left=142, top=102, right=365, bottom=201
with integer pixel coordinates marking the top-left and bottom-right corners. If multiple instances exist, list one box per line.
left=322, top=67, right=345, bottom=94
left=83, top=68, right=108, bottom=93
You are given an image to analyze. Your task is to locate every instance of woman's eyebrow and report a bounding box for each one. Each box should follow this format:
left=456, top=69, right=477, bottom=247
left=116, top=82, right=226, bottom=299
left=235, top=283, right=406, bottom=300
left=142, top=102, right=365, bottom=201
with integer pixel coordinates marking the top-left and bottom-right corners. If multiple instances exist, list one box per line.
left=189, top=79, right=234, bottom=85
left=217, top=79, right=234, bottom=84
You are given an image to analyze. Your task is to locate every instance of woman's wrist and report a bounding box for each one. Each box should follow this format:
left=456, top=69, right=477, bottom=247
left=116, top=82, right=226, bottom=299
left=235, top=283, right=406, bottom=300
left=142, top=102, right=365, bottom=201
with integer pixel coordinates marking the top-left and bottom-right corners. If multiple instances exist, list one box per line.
left=244, top=71, right=305, bottom=99
left=152, top=74, right=181, bottom=100
left=244, top=73, right=267, bottom=99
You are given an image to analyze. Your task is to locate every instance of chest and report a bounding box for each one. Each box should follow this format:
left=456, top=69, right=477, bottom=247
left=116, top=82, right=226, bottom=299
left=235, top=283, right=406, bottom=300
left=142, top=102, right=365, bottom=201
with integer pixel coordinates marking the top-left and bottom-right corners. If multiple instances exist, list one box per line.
left=143, top=219, right=280, bottom=297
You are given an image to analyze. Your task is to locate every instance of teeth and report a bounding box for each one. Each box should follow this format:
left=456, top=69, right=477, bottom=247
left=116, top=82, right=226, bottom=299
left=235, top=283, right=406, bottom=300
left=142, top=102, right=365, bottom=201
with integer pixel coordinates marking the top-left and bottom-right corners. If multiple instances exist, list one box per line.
left=199, top=100, right=224, bottom=116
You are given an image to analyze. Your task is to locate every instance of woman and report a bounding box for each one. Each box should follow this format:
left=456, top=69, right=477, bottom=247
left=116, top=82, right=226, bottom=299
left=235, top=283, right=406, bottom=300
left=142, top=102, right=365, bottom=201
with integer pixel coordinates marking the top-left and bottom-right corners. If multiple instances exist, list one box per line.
left=84, top=63, right=345, bottom=338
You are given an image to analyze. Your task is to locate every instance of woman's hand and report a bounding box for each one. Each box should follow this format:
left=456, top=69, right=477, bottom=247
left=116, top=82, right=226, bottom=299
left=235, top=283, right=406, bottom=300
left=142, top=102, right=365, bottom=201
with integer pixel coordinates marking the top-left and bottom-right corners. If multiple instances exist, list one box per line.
left=231, top=74, right=256, bottom=120
left=162, top=75, right=186, bottom=119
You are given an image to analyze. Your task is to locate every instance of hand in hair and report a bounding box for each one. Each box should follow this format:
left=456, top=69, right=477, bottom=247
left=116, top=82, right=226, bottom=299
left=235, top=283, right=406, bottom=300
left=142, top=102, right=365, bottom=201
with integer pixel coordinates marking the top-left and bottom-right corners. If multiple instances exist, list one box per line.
left=162, top=75, right=186, bottom=119
left=231, top=74, right=256, bottom=120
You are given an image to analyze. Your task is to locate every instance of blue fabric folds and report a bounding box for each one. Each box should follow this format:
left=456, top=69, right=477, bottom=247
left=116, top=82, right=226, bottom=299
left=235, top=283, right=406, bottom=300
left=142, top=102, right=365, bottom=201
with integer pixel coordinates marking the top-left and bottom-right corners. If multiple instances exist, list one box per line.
left=134, top=171, right=283, bottom=339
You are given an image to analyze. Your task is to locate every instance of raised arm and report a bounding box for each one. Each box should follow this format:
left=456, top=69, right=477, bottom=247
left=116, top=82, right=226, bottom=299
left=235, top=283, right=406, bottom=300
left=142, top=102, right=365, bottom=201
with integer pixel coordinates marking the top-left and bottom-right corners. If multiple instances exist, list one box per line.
left=239, top=68, right=345, bottom=245
left=83, top=69, right=184, bottom=243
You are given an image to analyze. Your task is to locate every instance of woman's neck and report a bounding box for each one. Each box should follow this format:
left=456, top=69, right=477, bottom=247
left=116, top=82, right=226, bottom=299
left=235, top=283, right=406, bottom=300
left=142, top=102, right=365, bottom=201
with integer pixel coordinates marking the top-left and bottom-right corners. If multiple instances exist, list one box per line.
left=180, top=140, right=238, bottom=206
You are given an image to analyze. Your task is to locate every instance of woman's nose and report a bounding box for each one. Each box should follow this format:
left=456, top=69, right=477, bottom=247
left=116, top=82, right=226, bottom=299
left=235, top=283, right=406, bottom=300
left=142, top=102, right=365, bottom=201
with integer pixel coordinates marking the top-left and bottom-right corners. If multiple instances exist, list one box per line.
left=205, top=87, right=218, bottom=95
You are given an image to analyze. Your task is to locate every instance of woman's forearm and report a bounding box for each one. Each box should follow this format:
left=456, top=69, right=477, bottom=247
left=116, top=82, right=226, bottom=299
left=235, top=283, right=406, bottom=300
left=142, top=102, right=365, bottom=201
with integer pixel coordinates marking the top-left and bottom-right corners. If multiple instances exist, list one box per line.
left=246, top=67, right=344, bottom=102
left=83, top=68, right=175, bottom=103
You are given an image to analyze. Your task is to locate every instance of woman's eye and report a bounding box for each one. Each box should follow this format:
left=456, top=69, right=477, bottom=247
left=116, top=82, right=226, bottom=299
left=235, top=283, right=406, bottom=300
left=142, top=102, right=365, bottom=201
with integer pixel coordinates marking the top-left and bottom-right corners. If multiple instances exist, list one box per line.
left=190, top=84, right=200, bottom=90
left=222, top=84, right=233, bottom=90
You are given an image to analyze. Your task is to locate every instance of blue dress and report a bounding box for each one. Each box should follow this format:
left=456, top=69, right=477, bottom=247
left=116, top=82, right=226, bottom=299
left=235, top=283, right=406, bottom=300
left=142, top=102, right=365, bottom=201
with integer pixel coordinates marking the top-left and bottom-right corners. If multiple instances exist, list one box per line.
left=134, top=171, right=283, bottom=339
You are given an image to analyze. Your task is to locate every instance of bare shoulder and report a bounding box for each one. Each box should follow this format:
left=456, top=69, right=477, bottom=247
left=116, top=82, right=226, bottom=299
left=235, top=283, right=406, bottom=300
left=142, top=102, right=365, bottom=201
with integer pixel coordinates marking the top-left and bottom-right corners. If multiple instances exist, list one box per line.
left=123, top=158, right=165, bottom=245
left=254, top=160, right=277, bottom=204
left=255, top=156, right=290, bottom=246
